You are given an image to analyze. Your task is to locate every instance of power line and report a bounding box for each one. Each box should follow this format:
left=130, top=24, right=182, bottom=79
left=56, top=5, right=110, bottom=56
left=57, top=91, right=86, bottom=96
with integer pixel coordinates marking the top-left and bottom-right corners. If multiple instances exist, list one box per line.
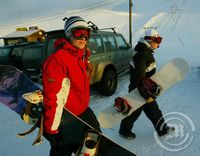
left=0, top=0, right=126, bottom=28
left=78, top=0, right=125, bottom=11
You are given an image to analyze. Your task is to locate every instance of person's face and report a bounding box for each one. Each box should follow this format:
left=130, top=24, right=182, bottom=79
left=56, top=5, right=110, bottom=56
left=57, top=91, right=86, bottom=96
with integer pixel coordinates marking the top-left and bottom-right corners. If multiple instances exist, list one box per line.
left=70, top=36, right=88, bottom=49
left=146, top=36, right=162, bottom=50
left=150, top=41, right=160, bottom=49
left=70, top=28, right=90, bottom=49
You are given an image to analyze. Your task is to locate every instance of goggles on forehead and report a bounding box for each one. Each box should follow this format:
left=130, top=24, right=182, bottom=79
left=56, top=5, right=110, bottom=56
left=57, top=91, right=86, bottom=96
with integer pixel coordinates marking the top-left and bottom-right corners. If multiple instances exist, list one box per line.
left=145, top=36, right=162, bottom=44
left=71, top=28, right=90, bottom=40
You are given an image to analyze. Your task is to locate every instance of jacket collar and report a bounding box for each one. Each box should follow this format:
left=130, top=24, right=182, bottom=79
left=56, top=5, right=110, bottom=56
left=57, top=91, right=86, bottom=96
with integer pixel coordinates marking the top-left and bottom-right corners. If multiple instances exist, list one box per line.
left=138, top=37, right=151, bottom=48
left=135, top=37, right=154, bottom=53
left=54, top=38, right=84, bottom=58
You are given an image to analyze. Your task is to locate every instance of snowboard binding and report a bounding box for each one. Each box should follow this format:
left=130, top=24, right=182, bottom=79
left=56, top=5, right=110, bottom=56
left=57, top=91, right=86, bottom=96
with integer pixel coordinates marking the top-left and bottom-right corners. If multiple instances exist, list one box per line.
left=21, top=90, right=43, bottom=125
left=76, top=129, right=101, bottom=156
left=114, top=97, right=131, bottom=115
left=18, top=90, right=44, bottom=146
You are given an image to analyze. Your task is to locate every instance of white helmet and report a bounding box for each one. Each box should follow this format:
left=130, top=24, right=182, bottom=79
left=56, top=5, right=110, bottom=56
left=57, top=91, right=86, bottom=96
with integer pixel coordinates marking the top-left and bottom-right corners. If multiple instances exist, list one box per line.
left=144, top=29, right=162, bottom=44
left=64, top=16, right=90, bottom=38
left=145, top=29, right=160, bottom=38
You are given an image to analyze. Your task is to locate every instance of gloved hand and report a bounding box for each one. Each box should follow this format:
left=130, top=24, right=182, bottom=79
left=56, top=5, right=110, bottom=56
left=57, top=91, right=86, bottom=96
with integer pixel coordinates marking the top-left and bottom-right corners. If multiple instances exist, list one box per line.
left=146, top=97, right=155, bottom=104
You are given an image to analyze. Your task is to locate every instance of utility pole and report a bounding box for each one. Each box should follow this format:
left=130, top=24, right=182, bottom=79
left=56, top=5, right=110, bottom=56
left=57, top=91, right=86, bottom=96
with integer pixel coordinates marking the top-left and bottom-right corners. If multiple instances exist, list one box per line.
left=129, top=0, right=133, bottom=47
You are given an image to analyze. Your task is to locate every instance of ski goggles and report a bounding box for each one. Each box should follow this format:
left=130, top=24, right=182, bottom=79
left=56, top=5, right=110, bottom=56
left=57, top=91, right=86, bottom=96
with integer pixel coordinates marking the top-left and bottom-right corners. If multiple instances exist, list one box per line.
left=145, top=36, right=162, bottom=44
left=71, top=28, right=90, bottom=40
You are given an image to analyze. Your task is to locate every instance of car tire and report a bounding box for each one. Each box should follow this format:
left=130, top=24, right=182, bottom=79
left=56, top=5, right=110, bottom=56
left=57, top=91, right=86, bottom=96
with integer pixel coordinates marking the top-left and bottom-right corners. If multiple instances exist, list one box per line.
left=99, top=68, right=117, bottom=96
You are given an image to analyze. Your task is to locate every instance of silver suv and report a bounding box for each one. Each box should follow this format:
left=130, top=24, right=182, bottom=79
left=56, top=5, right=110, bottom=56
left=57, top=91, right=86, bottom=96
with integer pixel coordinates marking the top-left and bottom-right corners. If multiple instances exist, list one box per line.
left=88, top=29, right=133, bottom=95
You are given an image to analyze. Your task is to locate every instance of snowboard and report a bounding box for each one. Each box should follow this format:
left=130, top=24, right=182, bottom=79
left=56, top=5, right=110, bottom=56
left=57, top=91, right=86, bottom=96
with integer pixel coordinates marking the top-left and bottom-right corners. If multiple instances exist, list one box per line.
left=98, top=58, right=189, bottom=128
left=0, top=65, right=136, bottom=156
left=0, top=65, right=41, bottom=119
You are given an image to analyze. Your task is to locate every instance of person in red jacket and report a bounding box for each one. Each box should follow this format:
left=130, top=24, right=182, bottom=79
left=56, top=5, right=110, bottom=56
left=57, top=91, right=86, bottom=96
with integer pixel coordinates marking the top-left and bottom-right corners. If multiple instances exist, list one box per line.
left=42, top=16, right=100, bottom=156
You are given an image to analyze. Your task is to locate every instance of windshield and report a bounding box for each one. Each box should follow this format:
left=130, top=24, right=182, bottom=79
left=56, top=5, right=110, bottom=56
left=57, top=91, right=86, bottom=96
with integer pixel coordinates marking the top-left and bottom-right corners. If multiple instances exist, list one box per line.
left=0, top=47, right=11, bottom=58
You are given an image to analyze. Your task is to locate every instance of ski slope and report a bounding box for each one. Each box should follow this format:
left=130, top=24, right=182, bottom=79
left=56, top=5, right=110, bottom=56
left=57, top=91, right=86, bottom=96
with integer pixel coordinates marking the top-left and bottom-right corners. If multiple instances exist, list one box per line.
left=0, top=0, right=200, bottom=155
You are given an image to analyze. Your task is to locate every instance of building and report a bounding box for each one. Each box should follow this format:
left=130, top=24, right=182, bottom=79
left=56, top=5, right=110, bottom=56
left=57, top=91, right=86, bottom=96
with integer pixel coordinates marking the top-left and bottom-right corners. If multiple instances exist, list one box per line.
left=0, top=26, right=45, bottom=45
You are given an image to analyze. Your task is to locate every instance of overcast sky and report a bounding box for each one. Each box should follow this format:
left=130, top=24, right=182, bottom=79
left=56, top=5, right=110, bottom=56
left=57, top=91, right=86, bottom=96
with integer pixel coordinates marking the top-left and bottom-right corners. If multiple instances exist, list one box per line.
left=0, top=0, right=81, bottom=23
left=0, top=0, right=129, bottom=26
left=0, top=0, right=173, bottom=27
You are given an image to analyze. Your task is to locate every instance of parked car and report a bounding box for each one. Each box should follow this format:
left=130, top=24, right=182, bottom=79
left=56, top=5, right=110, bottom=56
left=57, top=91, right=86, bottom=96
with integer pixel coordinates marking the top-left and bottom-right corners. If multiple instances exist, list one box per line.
left=22, top=43, right=43, bottom=80
left=0, top=42, right=42, bottom=70
left=23, top=26, right=133, bottom=95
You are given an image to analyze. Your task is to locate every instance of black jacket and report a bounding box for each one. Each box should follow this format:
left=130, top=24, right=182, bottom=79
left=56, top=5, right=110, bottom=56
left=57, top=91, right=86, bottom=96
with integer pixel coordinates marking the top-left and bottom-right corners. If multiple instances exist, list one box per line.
left=129, top=38, right=156, bottom=99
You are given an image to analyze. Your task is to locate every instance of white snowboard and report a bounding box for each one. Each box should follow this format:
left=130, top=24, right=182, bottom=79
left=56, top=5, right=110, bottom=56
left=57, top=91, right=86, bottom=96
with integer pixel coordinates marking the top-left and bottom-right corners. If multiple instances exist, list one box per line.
left=98, top=58, right=189, bottom=128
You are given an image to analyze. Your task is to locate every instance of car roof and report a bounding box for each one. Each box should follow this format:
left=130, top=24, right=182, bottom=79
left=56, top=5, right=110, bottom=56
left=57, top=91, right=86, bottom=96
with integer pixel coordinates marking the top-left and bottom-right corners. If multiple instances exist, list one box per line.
left=1, top=42, right=43, bottom=48
left=45, top=28, right=121, bottom=37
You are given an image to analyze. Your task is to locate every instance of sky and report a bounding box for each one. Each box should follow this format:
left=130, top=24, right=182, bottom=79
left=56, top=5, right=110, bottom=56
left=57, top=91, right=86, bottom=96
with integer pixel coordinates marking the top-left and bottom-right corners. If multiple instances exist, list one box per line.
left=0, top=0, right=80, bottom=22
left=0, top=0, right=129, bottom=26
left=0, top=0, right=175, bottom=27
left=0, top=0, right=200, bottom=155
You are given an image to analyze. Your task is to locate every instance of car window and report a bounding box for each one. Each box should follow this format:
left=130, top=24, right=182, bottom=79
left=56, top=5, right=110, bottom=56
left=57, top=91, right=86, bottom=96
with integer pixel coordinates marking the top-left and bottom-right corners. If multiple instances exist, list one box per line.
left=88, top=34, right=104, bottom=54
left=47, top=38, right=64, bottom=57
left=0, top=47, right=11, bottom=57
left=11, top=47, right=24, bottom=57
left=102, top=35, right=117, bottom=51
left=23, top=47, right=42, bottom=60
left=115, top=35, right=128, bottom=49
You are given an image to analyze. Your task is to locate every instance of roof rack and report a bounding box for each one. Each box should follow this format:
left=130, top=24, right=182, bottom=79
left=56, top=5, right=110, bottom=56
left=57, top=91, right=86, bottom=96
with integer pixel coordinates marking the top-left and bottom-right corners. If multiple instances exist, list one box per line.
left=88, top=21, right=99, bottom=32
left=62, top=17, right=116, bottom=34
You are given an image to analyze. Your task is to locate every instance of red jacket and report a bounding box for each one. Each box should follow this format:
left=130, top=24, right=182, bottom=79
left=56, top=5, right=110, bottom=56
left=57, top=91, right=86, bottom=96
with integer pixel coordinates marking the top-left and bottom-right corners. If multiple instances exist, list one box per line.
left=42, top=38, right=90, bottom=134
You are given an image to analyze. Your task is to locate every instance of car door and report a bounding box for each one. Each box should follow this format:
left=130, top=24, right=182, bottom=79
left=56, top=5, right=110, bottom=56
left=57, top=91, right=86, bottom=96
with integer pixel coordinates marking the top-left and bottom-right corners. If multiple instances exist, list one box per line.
left=88, top=33, right=105, bottom=84
left=101, top=34, right=122, bottom=73
left=115, top=34, right=132, bottom=71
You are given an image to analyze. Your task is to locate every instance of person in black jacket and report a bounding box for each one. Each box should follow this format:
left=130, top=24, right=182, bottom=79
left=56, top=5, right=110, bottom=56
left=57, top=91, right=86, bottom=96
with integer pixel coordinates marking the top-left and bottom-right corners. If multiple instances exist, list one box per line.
left=119, top=29, right=174, bottom=139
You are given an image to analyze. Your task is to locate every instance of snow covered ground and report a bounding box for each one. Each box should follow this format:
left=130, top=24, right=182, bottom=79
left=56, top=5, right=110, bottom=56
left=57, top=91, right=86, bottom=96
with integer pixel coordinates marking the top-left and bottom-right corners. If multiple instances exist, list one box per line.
left=0, top=0, right=200, bottom=155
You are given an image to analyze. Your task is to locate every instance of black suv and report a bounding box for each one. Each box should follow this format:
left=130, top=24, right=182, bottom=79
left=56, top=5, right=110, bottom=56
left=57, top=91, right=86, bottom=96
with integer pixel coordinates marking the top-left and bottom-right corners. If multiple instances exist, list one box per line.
left=0, top=42, right=43, bottom=70
left=23, top=26, right=133, bottom=95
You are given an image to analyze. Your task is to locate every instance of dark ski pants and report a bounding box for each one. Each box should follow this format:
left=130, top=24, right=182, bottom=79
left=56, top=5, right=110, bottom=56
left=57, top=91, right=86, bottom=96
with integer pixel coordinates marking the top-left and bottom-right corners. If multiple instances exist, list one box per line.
left=44, top=107, right=105, bottom=156
left=119, top=100, right=167, bottom=134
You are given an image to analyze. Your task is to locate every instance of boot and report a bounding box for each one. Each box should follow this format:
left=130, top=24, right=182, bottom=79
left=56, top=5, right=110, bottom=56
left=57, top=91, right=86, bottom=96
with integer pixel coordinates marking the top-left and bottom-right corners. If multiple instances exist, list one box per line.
left=119, top=130, right=136, bottom=140
left=158, top=126, right=175, bottom=137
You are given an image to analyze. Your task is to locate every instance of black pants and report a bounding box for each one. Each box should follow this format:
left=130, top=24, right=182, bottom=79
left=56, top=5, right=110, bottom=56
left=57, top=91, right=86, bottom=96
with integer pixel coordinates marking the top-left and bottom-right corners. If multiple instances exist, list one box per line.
left=119, top=100, right=167, bottom=134
left=44, top=107, right=102, bottom=156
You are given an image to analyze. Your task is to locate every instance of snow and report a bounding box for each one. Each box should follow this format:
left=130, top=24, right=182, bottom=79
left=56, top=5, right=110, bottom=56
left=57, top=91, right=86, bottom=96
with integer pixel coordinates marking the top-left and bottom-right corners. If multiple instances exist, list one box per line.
left=0, top=0, right=200, bottom=155
left=1, top=29, right=42, bottom=38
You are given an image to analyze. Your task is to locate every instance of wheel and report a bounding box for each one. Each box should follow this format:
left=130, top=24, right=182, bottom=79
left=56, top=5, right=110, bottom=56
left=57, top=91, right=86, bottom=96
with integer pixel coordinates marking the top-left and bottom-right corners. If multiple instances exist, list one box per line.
left=99, top=68, right=117, bottom=96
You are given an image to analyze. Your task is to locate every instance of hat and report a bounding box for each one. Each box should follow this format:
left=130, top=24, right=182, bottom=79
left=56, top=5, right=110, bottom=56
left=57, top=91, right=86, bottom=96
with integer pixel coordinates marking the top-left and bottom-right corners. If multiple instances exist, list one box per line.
left=145, top=29, right=160, bottom=38
left=64, top=16, right=90, bottom=37
left=144, top=29, right=162, bottom=44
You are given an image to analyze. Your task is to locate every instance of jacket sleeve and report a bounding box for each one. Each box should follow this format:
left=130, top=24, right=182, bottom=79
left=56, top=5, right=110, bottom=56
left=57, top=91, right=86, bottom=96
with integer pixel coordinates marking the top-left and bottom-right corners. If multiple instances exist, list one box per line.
left=133, top=53, right=152, bottom=100
left=42, top=54, right=70, bottom=134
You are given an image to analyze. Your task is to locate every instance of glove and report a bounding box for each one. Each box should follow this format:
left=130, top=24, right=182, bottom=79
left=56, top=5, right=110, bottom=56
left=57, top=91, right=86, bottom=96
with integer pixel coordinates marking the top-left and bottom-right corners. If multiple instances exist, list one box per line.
left=146, top=97, right=155, bottom=103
